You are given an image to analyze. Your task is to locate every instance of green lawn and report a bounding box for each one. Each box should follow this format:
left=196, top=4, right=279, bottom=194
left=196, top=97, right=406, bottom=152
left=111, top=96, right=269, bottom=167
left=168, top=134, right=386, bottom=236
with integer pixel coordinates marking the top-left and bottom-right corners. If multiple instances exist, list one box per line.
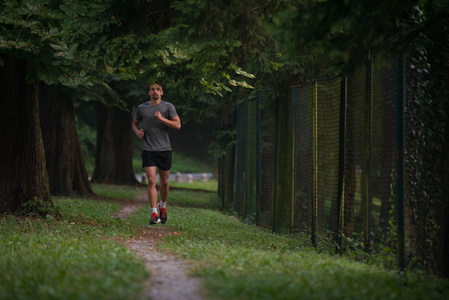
left=169, top=179, right=218, bottom=191
left=131, top=203, right=449, bottom=300
left=1, top=184, right=448, bottom=300
left=0, top=197, right=147, bottom=300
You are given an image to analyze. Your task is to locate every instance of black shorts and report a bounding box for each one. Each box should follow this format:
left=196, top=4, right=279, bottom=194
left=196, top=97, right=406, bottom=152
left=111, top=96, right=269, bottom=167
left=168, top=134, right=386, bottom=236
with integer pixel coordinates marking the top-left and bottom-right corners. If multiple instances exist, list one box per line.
left=141, top=150, right=172, bottom=171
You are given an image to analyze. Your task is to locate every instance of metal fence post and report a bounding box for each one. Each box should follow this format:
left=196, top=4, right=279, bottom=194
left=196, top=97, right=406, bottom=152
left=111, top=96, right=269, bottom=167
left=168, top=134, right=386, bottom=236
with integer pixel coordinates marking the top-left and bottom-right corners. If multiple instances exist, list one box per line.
left=272, top=97, right=279, bottom=233
left=234, top=104, right=243, bottom=214
left=364, top=51, right=373, bottom=252
left=337, top=78, right=348, bottom=252
left=397, top=56, right=406, bottom=270
left=256, top=92, right=261, bottom=225
left=312, top=81, right=318, bottom=245
left=291, top=87, right=296, bottom=228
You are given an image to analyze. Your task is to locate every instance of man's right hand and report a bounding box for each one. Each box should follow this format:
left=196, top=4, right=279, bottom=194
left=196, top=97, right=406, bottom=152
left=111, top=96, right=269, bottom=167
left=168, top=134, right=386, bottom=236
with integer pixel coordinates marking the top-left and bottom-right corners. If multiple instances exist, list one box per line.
left=136, top=129, right=144, bottom=139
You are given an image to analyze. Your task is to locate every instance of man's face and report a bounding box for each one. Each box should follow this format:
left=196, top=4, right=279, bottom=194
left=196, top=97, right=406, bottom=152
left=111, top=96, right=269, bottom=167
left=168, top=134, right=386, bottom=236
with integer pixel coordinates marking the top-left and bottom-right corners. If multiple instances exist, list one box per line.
left=149, top=84, right=163, bottom=100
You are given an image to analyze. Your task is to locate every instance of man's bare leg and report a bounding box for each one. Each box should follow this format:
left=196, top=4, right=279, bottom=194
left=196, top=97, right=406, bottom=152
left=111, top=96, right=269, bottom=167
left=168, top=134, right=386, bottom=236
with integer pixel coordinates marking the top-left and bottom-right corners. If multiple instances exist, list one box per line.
left=144, top=166, right=158, bottom=209
left=158, top=168, right=170, bottom=224
left=159, top=168, right=170, bottom=204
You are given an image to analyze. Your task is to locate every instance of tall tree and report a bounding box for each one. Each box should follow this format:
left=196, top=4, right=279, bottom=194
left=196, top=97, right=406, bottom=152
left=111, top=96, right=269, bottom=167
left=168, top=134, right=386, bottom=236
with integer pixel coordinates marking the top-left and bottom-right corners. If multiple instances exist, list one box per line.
left=0, top=55, right=50, bottom=212
left=0, top=1, right=75, bottom=212
left=0, top=0, right=139, bottom=210
left=39, top=83, right=93, bottom=196
left=91, top=101, right=137, bottom=184
left=1, top=0, right=119, bottom=203
left=0, top=0, right=172, bottom=203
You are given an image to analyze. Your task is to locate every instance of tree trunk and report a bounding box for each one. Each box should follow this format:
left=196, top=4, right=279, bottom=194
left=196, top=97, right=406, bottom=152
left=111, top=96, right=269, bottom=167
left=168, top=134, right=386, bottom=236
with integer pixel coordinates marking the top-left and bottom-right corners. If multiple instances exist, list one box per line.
left=39, top=83, right=94, bottom=196
left=91, top=103, right=138, bottom=184
left=0, top=55, right=51, bottom=213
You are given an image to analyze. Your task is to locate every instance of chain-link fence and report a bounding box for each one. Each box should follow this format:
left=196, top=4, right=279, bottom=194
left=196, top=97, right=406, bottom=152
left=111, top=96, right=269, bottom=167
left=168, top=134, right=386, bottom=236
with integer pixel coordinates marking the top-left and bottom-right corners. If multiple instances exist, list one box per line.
left=217, top=50, right=448, bottom=276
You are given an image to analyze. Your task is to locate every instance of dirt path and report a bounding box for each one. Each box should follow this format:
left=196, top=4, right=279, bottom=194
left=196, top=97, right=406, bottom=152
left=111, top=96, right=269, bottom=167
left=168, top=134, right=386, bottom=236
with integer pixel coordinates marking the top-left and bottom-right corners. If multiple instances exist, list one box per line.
left=114, top=195, right=207, bottom=300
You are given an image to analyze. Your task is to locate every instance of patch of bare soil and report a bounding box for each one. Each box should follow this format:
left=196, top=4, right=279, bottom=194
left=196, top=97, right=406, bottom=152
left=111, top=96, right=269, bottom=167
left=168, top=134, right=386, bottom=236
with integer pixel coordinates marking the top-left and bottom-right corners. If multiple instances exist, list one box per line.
left=114, top=195, right=207, bottom=300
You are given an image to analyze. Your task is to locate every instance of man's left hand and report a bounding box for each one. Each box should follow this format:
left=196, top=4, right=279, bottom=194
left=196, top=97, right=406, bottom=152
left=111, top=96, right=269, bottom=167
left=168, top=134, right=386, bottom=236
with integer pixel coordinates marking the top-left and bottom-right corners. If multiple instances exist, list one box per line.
left=154, top=111, right=163, bottom=120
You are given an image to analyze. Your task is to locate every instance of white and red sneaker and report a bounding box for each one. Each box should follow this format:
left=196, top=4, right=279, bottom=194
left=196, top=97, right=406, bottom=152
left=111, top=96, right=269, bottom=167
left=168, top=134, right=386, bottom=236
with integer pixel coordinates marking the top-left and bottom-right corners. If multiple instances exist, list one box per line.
left=158, top=202, right=167, bottom=224
left=149, top=212, right=160, bottom=225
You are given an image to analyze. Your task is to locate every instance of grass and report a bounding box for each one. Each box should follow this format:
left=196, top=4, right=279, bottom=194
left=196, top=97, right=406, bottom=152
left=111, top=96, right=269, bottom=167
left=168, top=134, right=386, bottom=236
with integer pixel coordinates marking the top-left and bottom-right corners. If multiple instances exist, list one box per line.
left=169, top=179, right=218, bottom=191
left=129, top=189, right=449, bottom=300
left=1, top=184, right=448, bottom=300
left=91, top=183, right=146, bottom=199
left=0, top=196, right=147, bottom=300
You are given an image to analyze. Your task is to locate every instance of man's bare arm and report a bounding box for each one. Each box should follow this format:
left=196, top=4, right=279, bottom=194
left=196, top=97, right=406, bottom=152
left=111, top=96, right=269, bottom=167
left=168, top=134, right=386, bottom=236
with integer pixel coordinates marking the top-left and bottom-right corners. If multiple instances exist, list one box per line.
left=132, top=118, right=144, bottom=138
left=155, top=112, right=181, bottom=130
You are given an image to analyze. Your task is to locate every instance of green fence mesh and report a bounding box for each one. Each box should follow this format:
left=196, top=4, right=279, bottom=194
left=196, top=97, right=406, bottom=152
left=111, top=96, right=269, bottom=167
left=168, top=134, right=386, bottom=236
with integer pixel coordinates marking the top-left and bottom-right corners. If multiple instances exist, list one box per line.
left=293, top=83, right=313, bottom=234
left=219, top=46, right=448, bottom=275
left=344, top=64, right=369, bottom=237
left=256, top=90, right=275, bottom=228
left=273, top=93, right=295, bottom=233
left=229, top=55, right=403, bottom=246
left=218, top=145, right=235, bottom=211
left=315, top=78, right=342, bottom=237
left=235, top=102, right=247, bottom=216
left=245, top=98, right=258, bottom=220
left=370, top=53, right=399, bottom=248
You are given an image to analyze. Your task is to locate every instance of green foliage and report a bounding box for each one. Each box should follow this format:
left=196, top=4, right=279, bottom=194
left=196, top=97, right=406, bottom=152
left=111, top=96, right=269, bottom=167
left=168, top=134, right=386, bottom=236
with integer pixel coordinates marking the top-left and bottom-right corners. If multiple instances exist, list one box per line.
left=2, top=0, right=314, bottom=154
left=402, top=2, right=449, bottom=275
left=144, top=0, right=290, bottom=123
left=0, top=0, right=100, bottom=86
left=208, top=126, right=237, bottom=158
left=273, top=0, right=449, bottom=75
left=15, top=196, right=60, bottom=218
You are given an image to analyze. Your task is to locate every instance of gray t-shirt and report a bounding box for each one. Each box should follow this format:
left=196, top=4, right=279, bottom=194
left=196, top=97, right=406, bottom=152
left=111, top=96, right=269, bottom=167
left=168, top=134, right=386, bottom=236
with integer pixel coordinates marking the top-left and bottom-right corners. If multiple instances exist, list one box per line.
left=134, top=101, right=178, bottom=151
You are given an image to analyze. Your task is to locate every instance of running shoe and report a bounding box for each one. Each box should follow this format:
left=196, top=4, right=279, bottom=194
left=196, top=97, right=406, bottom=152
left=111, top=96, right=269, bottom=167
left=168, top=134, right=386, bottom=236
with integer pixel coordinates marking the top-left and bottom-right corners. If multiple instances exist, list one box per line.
left=149, top=212, right=160, bottom=225
left=158, top=202, right=168, bottom=224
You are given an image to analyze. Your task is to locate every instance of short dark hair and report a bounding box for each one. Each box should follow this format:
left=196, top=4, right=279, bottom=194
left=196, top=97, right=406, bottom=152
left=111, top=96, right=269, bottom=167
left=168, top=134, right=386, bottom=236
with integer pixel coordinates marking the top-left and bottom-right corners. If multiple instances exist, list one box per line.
left=150, top=82, right=162, bottom=90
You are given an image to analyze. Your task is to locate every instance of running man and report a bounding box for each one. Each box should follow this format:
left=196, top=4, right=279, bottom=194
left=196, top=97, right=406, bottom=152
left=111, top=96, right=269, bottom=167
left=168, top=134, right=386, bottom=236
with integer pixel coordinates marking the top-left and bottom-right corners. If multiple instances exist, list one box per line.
left=132, top=83, right=181, bottom=225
